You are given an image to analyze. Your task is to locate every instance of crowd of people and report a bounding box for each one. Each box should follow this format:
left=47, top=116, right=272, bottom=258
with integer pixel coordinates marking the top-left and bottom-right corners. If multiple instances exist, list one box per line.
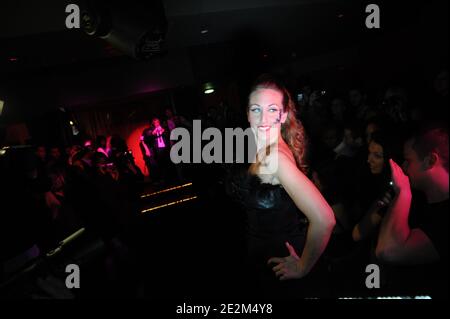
left=0, top=132, right=146, bottom=294
left=223, top=70, right=448, bottom=299
left=0, top=68, right=448, bottom=299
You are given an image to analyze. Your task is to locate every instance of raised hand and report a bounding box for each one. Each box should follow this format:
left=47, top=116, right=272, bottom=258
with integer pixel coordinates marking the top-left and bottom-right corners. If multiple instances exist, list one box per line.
left=376, top=190, right=394, bottom=208
left=267, top=242, right=306, bottom=280
left=389, top=158, right=410, bottom=194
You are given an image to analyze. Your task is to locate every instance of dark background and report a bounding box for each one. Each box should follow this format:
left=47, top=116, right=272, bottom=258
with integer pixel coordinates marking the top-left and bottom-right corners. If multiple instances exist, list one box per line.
left=0, top=0, right=448, bottom=300
left=1, top=0, right=447, bottom=139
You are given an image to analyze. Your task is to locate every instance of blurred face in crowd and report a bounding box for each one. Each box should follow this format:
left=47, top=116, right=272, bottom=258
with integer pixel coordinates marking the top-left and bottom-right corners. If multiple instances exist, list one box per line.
left=70, top=145, right=82, bottom=157
left=366, top=122, right=378, bottom=144
left=402, top=138, right=427, bottom=190
left=302, top=85, right=312, bottom=97
left=349, top=89, right=363, bottom=108
left=344, top=129, right=354, bottom=146
left=36, top=146, right=46, bottom=161
left=331, top=98, right=346, bottom=117
left=322, top=128, right=339, bottom=150
left=153, top=119, right=161, bottom=127
left=84, top=140, right=94, bottom=151
left=50, top=147, right=61, bottom=160
left=344, top=128, right=362, bottom=148
left=248, top=88, right=287, bottom=143
left=344, top=128, right=363, bottom=147
left=434, top=70, right=448, bottom=97
left=368, top=141, right=384, bottom=175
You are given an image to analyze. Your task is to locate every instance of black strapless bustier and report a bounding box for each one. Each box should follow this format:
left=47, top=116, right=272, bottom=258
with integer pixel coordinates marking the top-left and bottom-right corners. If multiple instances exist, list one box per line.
left=225, top=166, right=329, bottom=299
left=226, top=167, right=308, bottom=258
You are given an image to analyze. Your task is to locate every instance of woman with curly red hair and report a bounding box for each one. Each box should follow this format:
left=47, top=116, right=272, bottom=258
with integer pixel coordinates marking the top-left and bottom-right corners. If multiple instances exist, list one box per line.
left=229, top=74, right=335, bottom=298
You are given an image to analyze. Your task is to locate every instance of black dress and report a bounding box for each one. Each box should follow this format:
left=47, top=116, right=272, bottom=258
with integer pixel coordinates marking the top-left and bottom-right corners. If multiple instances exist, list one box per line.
left=227, top=167, right=329, bottom=299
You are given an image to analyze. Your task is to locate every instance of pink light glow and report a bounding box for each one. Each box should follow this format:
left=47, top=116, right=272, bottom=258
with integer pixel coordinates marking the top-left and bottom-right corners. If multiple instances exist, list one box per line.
left=126, top=123, right=151, bottom=177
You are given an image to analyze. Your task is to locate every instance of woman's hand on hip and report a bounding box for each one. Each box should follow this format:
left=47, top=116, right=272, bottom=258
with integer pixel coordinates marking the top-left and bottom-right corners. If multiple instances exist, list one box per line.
left=268, top=242, right=307, bottom=280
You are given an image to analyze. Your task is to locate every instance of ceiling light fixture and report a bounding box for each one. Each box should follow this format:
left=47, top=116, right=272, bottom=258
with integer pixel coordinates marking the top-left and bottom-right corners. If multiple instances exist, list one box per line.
left=203, top=82, right=215, bottom=94
left=200, top=25, right=209, bottom=34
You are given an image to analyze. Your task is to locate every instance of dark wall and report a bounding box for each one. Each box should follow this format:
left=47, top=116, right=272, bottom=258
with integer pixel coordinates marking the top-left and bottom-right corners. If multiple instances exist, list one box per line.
left=1, top=1, right=447, bottom=144
left=2, top=49, right=195, bottom=121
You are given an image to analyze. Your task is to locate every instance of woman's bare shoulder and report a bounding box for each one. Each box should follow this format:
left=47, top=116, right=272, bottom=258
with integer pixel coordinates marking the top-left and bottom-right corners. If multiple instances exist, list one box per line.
left=277, top=144, right=296, bottom=166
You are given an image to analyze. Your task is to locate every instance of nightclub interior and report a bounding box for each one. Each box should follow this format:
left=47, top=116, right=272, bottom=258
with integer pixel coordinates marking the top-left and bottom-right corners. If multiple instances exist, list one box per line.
left=0, top=0, right=448, bottom=301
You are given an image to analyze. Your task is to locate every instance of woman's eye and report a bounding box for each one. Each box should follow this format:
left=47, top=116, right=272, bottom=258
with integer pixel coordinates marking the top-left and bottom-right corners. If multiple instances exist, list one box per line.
left=250, top=108, right=260, bottom=113
left=269, top=108, right=278, bottom=113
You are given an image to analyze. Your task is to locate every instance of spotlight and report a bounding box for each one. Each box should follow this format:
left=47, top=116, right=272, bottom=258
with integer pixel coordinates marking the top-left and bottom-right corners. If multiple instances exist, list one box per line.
left=203, top=82, right=215, bottom=95
left=200, top=25, right=209, bottom=34
left=80, top=1, right=168, bottom=60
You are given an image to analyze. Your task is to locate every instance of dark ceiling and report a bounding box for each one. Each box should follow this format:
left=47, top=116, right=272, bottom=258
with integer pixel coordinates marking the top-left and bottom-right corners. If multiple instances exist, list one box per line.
left=0, top=0, right=424, bottom=75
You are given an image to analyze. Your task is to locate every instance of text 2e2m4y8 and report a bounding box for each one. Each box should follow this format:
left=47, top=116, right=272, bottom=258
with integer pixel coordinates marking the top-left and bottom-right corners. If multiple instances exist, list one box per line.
left=219, top=304, right=272, bottom=314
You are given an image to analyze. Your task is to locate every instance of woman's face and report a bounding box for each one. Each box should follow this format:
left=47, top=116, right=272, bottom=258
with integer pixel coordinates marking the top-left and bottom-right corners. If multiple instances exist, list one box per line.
left=248, top=88, right=287, bottom=143
left=367, top=141, right=384, bottom=175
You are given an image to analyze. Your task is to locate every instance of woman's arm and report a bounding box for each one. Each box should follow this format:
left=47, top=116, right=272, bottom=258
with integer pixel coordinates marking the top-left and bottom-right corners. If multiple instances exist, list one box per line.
left=276, top=152, right=336, bottom=276
left=376, top=159, right=439, bottom=264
